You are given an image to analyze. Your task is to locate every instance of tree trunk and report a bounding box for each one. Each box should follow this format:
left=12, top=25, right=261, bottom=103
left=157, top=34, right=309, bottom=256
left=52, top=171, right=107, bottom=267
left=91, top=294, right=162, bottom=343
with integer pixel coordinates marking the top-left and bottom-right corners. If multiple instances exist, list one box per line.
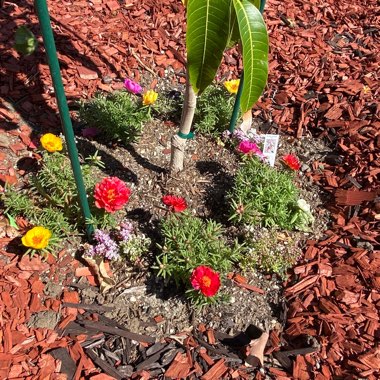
left=169, top=74, right=197, bottom=173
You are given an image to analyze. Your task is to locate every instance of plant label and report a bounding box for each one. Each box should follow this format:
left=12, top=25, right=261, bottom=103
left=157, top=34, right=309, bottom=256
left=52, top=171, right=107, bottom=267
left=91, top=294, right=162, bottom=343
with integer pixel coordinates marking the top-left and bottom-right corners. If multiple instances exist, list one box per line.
left=263, top=134, right=280, bottom=167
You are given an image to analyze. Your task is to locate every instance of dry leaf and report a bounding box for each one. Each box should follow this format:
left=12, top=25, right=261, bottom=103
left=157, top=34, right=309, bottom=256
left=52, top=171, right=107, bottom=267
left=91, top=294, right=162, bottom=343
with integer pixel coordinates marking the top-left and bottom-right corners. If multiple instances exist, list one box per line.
left=239, top=110, right=253, bottom=133
left=6, top=226, right=20, bottom=239
left=82, top=256, right=115, bottom=293
left=245, top=331, right=269, bottom=367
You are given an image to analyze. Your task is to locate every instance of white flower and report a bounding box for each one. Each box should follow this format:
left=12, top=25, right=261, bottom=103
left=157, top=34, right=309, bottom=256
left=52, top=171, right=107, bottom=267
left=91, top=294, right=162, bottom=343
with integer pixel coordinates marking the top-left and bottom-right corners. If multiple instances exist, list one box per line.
left=297, top=199, right=311, bottom=214
left=296, top=199, right=315, bottom=226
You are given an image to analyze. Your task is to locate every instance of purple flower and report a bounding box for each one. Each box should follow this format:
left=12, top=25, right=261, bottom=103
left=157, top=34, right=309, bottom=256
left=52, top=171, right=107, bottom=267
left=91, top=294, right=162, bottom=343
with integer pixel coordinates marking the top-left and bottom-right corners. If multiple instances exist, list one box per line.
left=119, top=220, right=134, bottom=242
left=232, top=128, right=247, bottom=142
left=87, top=230, right=120, bottom=260
left=124, top=78, right=142, bottom=94
left=222, top=130, right=231, bottom=141
left=238, top=140, right=263, bottom=156
left=246, top=131, right=264, bottom=144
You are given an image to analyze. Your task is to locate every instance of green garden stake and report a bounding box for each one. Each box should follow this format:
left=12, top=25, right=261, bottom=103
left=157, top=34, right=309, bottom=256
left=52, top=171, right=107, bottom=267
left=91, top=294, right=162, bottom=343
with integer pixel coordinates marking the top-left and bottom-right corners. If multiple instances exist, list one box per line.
left=35, top=0, right=94, bottom=238
left=228, top=0, right=267, bottom=134
left=228, top=71, right=244, bottom=133
left=259, top=0, right=266, bottom=13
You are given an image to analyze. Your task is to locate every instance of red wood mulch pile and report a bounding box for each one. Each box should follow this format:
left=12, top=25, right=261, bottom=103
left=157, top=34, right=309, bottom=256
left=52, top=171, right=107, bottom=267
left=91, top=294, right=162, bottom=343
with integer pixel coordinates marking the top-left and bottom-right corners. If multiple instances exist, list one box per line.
left=0, top=250, right=90, bottom=379
left=0, top=0, right=379, bottom=379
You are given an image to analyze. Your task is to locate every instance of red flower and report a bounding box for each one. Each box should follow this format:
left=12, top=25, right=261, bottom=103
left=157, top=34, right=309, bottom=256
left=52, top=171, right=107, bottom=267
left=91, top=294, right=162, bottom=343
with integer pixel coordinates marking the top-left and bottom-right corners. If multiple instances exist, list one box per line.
left=162, top=195, right=187, bottom=212
left=282, top=154, right=301, bottom=171
left=190, top=266, right=221, bottom=297
left=94, top=177, right=131, bottom=213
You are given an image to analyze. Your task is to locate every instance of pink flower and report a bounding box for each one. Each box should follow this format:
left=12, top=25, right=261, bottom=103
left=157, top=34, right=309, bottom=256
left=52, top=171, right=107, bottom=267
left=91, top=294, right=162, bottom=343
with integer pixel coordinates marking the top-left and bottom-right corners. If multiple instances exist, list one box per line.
left=94, top=177, right=131, bottom=213
left=82, top=127, right=100, bottom=138
left=124, top=78, right=142, bottom=94
left=282, top=154, right=301, bottom=171
left=191, top=266, right=221, bottom=297
left=162, top=195, right=187, bottom=212
left=238, top=140, right=263, bottom=156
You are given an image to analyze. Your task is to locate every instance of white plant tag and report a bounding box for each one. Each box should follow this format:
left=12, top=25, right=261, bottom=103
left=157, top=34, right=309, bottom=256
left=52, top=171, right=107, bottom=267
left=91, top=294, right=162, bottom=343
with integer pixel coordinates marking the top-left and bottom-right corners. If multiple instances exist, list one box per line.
left=262, top=134, right=280, bottom=167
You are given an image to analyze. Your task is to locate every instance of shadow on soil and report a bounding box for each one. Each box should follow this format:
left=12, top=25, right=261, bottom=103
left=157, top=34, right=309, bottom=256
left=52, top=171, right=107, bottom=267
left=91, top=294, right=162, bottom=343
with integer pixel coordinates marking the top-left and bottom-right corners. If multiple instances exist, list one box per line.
left=0, top=0, right=119, bottom=136
left=196, top=160, right=234, bottom=223
left=75, top=138, right=138, bottom=184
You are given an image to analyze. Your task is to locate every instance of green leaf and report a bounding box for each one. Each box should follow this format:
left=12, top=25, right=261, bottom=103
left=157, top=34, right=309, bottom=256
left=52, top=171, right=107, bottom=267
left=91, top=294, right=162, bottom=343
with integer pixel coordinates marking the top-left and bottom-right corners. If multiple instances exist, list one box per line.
left=14, top=26, right=38, bottom=56
left=233, top=0, right=268, bottom=112
left=252, top=0, right=262, bottom=9
left=187, top=0, right=231, bottom=94
left=227, top=1, right=239, bottom=48
left=227, top=0, right=261, bottom=48
left=5, top=213, right=18, bottom=230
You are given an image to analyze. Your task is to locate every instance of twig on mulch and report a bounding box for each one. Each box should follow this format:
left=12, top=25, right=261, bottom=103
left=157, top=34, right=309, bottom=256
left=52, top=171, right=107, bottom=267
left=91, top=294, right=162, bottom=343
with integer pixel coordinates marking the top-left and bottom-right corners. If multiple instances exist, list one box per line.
left=62, top=302, right=114, bottom=312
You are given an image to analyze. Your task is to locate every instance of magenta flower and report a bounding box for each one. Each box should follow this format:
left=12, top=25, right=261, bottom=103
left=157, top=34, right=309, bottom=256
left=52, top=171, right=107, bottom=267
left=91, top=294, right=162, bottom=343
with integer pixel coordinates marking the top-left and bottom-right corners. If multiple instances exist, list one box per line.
left=82, top=127, right=100, bottom=138
left=124, top=78, right=142, bottom=94
left=238, top=140, right=263, bottom=156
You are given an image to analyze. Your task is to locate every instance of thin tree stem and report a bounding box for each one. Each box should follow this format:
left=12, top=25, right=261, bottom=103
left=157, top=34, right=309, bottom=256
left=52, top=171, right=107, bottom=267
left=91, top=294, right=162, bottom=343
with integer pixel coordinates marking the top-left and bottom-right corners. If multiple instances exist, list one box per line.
left=170, top=73, right=197, bottom=173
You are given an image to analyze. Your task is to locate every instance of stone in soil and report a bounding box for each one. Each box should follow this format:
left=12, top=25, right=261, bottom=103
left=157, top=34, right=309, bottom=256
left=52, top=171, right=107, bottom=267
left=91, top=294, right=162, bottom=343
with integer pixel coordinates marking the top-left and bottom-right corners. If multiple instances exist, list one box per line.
left=27, top=310, right=61, bottom=330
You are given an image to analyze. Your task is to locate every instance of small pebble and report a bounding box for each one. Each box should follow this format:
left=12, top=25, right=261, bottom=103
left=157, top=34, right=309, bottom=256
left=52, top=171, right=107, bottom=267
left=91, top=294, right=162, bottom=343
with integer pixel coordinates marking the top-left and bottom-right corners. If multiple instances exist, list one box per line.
left=102, top=75, right=113, bottom=84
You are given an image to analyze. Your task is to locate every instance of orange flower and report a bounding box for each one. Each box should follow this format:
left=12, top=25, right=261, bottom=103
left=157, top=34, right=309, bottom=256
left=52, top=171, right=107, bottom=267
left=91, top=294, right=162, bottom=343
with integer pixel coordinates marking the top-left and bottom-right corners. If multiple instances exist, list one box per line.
left=190, top=266, right=221, bottom=297
left=21, top=226, right=52, bottom=250
left=40, top=133, right=63, bottom=153
left=282, top=154, right=301, bottom=171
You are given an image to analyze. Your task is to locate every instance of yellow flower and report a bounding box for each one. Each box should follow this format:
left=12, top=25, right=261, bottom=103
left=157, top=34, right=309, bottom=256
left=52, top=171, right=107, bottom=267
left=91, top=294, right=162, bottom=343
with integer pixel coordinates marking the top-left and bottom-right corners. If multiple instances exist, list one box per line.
left=40, top=133, right=63, bottom=153
left=362, top=85, right=371, bottom=95
left=224, top=79, right=240, bottom=94
left=142, top=90, right=158, bottom=106
left=21, top=226, right=52, bottom=250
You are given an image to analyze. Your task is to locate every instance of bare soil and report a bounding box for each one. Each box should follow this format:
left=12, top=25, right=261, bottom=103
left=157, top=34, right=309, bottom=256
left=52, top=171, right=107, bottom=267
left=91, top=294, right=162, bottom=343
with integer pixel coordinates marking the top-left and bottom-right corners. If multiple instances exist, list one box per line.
left=70, top=89, right=331, bottom=342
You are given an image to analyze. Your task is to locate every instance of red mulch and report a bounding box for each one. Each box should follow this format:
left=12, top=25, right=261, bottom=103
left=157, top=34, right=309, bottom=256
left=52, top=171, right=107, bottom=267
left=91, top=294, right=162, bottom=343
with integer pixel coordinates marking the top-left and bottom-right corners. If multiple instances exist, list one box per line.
left=0, top=248, right=96, bottom=379
left=0, top=0, right=379, bottom=379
